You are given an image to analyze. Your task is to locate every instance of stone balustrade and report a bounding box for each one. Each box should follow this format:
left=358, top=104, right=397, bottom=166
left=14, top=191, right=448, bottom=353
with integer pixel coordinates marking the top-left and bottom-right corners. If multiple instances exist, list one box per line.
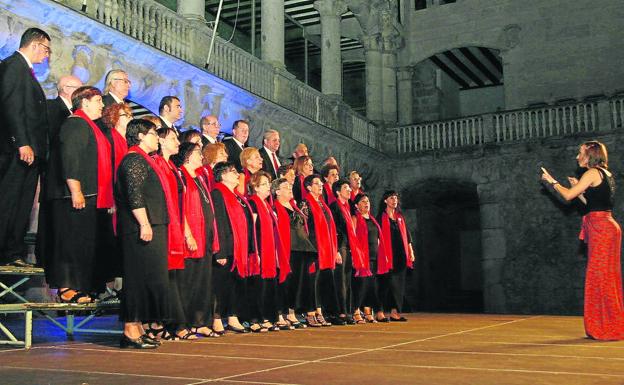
left=52, top=0, right=378, bottom=149
left=393, top=97, right=623, bottom=154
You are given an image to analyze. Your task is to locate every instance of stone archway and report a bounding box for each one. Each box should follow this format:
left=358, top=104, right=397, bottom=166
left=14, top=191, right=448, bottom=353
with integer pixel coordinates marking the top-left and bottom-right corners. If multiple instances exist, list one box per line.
left=401, top=179, right=484, bottom=313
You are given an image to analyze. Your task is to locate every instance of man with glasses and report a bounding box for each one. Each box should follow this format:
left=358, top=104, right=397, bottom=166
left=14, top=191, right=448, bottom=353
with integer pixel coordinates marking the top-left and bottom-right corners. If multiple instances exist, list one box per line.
left=101, top=69, right=150, bottom=120
left=0, top=27, right=52, bottom=267
left=200, top=114, right=220, bottom=146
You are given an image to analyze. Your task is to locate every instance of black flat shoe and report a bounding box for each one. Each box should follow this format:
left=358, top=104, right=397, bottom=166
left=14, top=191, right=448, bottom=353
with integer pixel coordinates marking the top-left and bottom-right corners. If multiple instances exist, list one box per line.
left=226, top=324, right=250, bottom=334
left=376, top=317, right=390, bottom=323
left=329, top=316, right=347, bottom=326
left=120, top=334, right=158, bottom=349
left=390, top=316, right=407, bottom=322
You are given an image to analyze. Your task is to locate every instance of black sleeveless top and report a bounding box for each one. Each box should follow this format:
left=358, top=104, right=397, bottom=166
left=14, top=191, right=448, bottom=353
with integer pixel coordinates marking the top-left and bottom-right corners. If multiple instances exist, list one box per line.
left=584, top=168, right=615, bottom=212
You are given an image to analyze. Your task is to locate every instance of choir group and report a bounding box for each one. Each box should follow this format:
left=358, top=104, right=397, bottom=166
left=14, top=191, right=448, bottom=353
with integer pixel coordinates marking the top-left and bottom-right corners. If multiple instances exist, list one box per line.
left=0, top=28, right=416, bottom=350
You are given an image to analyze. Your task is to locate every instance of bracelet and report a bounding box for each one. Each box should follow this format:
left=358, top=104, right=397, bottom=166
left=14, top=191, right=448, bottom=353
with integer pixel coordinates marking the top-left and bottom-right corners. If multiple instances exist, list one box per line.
left=551, top=181, right=559, bottom=186
left=140, top=223, right=150, bottom=227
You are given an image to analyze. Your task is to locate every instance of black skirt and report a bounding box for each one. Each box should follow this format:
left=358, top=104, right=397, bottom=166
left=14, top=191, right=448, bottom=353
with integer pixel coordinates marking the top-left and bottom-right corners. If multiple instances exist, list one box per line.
left=44, top=197, right=114, bottom=293
left=120, top=225, right=170, bottom=323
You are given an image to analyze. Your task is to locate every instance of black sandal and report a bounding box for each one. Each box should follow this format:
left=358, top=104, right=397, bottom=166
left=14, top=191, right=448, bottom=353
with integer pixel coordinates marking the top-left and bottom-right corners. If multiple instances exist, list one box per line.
left=57, top=288, right=92, bottom=304
left=191, top=327, right=221, bottom=338
left=176, top=329, right=198, bottom=340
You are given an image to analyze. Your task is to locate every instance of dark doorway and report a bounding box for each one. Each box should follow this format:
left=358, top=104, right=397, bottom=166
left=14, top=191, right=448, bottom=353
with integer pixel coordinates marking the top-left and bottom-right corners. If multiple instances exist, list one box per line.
left=402, top=179, right=483, bottom=313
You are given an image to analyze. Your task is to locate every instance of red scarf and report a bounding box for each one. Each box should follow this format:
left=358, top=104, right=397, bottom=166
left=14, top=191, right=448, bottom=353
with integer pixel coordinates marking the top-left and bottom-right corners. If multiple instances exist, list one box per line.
left=336, top=199, right=371, bottom=277
left=350, top=188, right=363, bottom=201
left=214, top=182, right=249, bottom=278
left=243, top=169, right=252, bottom=197
left=196, top=169, right=220, bottom=254
left=74, top=109, right=113, bottom=208
left=355, top=212, right=390, bottom=275
left=305, top=195, right=337, bottom=270
left=298, top=175, right=309, bottom=202
left=111, top=128, right=127, bottom=179
left=324, top=183, right=337, bottom=205
left=274, top=200, right=295, bottom=283
left=129, top=146, right=184, bottom=270
left=180, top=166, right=206, bottom=259
left=250, top=195, right=279, bottom=279
left=381, top=211, right=413, bottom=269
left=198, top=165, right=215, bottom=191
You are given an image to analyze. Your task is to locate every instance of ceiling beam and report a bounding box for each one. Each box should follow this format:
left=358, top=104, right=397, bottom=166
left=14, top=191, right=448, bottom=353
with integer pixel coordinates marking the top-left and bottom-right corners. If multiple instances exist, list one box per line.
left=478, top=47, right=503, bottom=74
left=429, top=56, right=470, bottom=89
left=458, top=47, right=500, bottom=85
left=442, top=51, right=484, bottom=87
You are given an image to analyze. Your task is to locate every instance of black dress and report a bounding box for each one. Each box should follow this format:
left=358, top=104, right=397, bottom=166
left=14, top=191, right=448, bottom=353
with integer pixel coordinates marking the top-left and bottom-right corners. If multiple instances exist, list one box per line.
left=44, top=117, right=114, bottom=293
left=359, top=217, right=385, bottom=311
left=179, top=177, right=216, bottom=328
left=381, top=215, right=412, bottom=312
left=115, top=153, right=170, bottom=323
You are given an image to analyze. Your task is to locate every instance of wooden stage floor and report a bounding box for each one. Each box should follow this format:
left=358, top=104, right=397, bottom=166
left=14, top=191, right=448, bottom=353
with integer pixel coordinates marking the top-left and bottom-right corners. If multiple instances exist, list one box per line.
left=1, top=313, right=624, bottom=385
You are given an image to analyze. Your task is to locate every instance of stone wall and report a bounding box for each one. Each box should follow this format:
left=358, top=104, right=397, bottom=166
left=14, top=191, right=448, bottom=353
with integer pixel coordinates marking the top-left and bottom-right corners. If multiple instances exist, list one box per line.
left=393, top=131, right=624, bottom=314
left=406, top=0, right=624, bottom=109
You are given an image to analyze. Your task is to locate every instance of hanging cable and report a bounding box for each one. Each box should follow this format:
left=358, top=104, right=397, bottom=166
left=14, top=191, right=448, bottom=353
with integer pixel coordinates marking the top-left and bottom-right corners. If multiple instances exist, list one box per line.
left=225, top=0, right=241, bottom=43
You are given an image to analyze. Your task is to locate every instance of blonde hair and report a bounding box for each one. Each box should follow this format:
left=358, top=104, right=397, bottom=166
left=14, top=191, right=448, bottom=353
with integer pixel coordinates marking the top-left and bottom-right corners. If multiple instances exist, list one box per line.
left=203, top=142, right=227, bottom=165
left=103, top=69, right=127, bottom=95
left=240, top=147, right=260, bottom=169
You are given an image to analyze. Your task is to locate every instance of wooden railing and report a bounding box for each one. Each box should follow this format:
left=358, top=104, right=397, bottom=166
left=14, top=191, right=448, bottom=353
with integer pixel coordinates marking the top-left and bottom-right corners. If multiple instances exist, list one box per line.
left=393, top=98, right=622, bottom=154
left=52, top=0, right=378, bottom=149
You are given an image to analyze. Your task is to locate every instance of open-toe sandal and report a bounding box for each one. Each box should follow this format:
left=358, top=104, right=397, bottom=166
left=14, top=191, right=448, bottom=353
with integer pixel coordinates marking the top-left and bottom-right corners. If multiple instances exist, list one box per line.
left=57, top=288, right=92, bottom=304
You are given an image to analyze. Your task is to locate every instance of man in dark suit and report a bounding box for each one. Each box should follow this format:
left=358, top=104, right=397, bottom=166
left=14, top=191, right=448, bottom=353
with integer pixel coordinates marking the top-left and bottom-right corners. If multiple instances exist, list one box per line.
left=100, top=69, right=151, bottom=118
left=259, top=129, right=282, bottom=180
left=158, top=96, right=183, bottom=136
left=0, top=28, right=51, bottom=267
left=47, top=75, right=82, bottom=139
left=200, top=114, right=220, bottom=146
left=222, top=119, right=249, bottom=171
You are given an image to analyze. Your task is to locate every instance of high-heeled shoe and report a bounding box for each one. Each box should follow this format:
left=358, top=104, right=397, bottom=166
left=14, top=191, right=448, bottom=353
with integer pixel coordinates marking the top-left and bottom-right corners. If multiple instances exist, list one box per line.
left=316, top=314, right=332, bottom=327
left=226, top=324, right=250, bottom=333
left=306, top=314, right=322, bottom=327
left=120, top=334, right=158, bottom=349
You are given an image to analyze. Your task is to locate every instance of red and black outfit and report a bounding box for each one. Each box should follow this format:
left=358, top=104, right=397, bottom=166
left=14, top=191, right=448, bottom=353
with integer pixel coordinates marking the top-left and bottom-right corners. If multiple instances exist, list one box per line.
left=212, top=183, right=254, bottom=319
left=44, top=110, right=115, bottom=294
left=355, top=212, right=391, bottom=311
left=378, top=210, right=414, bottom=313
left=115, top=146, right=184, bottom=323
left=178, top=166, right=219, bottom=329
left=304, top=195, right=339, bottom=315
left=275, top=199, right=317, bottom=314
left=578, top=168, right=624, bottom=340
left=293, top=174, right=309, bottom=204
left=249, top=195, right=282, bottom=322
left=330, top=199, right=371, bottom=316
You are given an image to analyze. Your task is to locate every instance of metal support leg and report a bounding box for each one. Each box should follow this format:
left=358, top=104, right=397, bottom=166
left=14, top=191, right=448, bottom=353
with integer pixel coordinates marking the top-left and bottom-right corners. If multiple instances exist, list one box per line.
left=25, top=310, right=32, bottom=349
left=66, top=314, right=74, bottom=336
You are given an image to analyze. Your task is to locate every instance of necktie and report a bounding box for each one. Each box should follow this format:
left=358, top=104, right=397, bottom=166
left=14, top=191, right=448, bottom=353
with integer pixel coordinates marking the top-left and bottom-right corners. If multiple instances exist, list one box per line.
left=271, top=152, right=279, bottom=173
left=30, top=68, right=36, bottom=79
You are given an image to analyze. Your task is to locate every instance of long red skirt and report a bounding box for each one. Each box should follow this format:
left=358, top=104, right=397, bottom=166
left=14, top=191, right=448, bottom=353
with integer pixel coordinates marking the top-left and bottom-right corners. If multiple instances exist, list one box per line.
left=580, top=211, right=624, bottom=340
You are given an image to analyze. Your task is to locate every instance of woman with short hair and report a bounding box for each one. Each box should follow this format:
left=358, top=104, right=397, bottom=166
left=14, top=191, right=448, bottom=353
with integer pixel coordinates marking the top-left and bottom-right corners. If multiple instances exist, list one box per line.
left=174, top=142, right=220, bottom=338
left=45, top=86, right=113, bottom=304
left=292, top=156, right=314, bottom=204
left=200, top=142, right=228, bottom=191
left=211, top=161, right=252, bottom=333
left=115, top=119, right=183, bottom=348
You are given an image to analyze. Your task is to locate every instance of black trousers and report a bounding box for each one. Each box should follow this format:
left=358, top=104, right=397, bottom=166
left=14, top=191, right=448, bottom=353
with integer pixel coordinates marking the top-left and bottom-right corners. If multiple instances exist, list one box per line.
left=0, top=153, right=39, bottom=263
left=315, top=267, right=339, bottom=314
left=333, top=247, right=353, bottom=315
left=212, top=257, right=244, bottom=318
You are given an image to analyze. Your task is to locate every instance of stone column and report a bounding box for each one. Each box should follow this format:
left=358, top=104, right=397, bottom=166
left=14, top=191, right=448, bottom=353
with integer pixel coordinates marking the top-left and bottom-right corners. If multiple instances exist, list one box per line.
left=362, top=34, right=383, bottom=123
left=381, top=37, right=398, bottom=124
left=177, top=0, right=205, bottom=22
left=261, top=0, right=285, bottom=68
left=397, top=65, right=414, bottom=125
left=314, top=0, right=348, bottom=97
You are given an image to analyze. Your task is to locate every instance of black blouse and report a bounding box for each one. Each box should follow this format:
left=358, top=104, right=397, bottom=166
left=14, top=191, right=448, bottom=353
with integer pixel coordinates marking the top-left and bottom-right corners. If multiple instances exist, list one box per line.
left=114, top=153, right=168, bottom=234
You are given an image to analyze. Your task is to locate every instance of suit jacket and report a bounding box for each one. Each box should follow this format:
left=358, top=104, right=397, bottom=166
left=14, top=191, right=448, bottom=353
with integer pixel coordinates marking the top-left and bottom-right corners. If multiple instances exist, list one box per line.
left=259, top=147, right=281, bottom=181
left=47, top=96, right=72, bottom=142
left=0, top=52, right=49, bottom=158
left=201, top=134, right=217, bottom=147
left=158, top=116, right=181, bottom=136
left=222, top=137, right=244, bottom=171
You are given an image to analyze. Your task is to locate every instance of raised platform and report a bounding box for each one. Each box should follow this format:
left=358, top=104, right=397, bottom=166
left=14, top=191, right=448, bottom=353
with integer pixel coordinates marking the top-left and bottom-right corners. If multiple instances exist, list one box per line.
left=1, top=313, right=623, bottom=384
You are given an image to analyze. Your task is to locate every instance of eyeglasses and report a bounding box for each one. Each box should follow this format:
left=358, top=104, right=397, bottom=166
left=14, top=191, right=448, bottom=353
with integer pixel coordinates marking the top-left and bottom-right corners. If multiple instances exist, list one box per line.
left=63, top=84, right=80, bottom=89
left=311, top=181, right=323, bottom=186
left=113, top=78, right=132, bottom=85
left=207, top=121, right=220, bottom=126
left=38, top=42, right=52, bottom=55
